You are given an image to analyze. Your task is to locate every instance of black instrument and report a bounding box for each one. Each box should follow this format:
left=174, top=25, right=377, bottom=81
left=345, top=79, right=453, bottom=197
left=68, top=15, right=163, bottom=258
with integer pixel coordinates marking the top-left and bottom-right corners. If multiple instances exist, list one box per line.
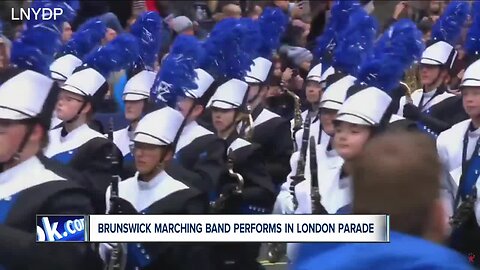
left=105, top=118, right=127, bottom=270
left=289, top=111, right=312, bottom=210
left=268, top=113, right=312, bottom=263
left=450, top=186, right=477, bottom=230
left=309, top=136, right=327, bottom=214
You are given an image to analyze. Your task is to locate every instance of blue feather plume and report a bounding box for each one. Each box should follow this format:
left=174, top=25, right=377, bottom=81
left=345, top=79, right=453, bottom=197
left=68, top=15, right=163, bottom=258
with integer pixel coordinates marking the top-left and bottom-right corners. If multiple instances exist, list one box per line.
left=150, top=35, right=202, bottom=107
left=59, top=18, right=106, bottom=58
left=356, top=56, right=405, bottom=95
left=313, top=0, right=360, bottom=67
left=199, top=18, right=255, bottom=80
left=257, top=7, right=288, bottom=59
left=239, top=17, right=262, bottom=59
left=465, top=2, right=480, bottom=58
left=356, top=20, right=423, bottom=95
left=11, top=24, right=61, bottom=75
left=332, top=8, right=377, bottom=76
left=130, top=11, right=164, bottom=71
left=430, top=0, right=469, bottom=45
left=329, top=0, right=361, bottom=33
left=373, top=19, right=424, bottom=68
left=83, top=33, right=140, bottom=78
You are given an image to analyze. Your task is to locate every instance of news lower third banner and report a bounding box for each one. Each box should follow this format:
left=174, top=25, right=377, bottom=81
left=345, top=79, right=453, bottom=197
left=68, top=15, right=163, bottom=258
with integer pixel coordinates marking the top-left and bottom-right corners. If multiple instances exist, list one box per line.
left=37, top=214, right=389, bottom=243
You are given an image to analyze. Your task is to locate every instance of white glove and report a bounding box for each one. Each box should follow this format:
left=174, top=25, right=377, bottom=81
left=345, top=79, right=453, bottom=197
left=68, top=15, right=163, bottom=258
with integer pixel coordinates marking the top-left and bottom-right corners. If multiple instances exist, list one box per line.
left=273, top=191, right=296, bottom=214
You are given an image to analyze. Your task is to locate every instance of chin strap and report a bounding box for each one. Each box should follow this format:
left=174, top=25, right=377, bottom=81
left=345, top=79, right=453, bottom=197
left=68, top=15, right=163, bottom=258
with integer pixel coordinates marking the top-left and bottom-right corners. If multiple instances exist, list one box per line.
left=65, top=101, right=87, bottom=124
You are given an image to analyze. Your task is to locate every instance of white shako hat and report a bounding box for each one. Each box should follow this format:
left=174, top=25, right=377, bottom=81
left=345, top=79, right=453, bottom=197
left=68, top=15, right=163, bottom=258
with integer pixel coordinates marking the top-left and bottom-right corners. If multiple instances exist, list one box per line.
left=306, top=63, right=322, bottom=84
left=320, top=66, right=335, bottom=88
left=184, top=68, right=215, bottom=99
left=460, top=59, right=480, bottom=88
left=0, top=70, right=55, bottom=121
left=50, top=54, right=83, bottom=81
left=319, top=75, right=356, bottom=111
left=123, top=70, right=156, bottom=101
left=336, top=86, right=392, bottom=126
left=244, top=57, right=272, bottom=84
left=134, top=106, right=184, bottom=146
left=420, top=41, right=457, bottom=69
left=208, top=79, right=249, bottom=109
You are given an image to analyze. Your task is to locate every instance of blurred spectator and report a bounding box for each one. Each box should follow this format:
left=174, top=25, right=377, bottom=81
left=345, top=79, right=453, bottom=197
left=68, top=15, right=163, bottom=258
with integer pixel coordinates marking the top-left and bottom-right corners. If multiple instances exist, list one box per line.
left=279, top=45, right=313, bottom=78
left=0, top=36, right=9, bottom=70
left=293, top=132, right=474, bottom=270
left=71, top=1, right=110, bottom=30
left=427, top=0, right=444, bottom=23
left=265, top=75, right=295, bottom=119
left=417, top=17, right=434, bottom=43
left=169, top=16, right=195, bottom=35
left=103, top=28, right=118, bottom=44
left=247, top=5, right=263, bottom=20
left=62, top=22, right=73, bottom=44
left=305, top=1, right=329, bottom=49
left=222, top=3, right=242, bottom=19
left=0, top=1, right=26, bottom=39
left=132, top=0, right=147, bottom=18
left=99, top=12, right=124, bottom=34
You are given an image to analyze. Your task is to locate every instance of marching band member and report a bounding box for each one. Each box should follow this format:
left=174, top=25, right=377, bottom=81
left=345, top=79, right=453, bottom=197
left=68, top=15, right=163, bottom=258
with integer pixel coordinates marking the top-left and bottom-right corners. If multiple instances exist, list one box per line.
left=243, top=8, right=293, bottom=188
left=295, top=1, right=377, bottom=150
left=0, top=2, right=100, bottom=269
left=326, top=15, right=424, bottom=213
left=49, top=18, right=107, bottom=130
left=275, top=7, right=379, bottom=261
left=437, top=13, right=480, bottom=264
left=44, top=34, right=139, bottom=213
left=102, top=106, right=211, bottom=270
left=208, top=78, right=276, bottom=270
left=289, top=63, right=325, bottom=150
left=112, top=11, right=163, bottom=179
left=151, top=34, right=225, bottom=194
left=397, top=1, right=470, bottom=137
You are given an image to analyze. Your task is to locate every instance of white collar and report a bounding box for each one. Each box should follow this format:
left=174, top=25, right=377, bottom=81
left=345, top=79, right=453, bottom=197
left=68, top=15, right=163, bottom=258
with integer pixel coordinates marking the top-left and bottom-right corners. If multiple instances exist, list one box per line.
left=0, top=156, right=65, bottom=199
left=0, top=156, right=39, bottom=186
left=468, top=122, right=480, bottom=137
left=423, top=89, right=436, bottom=98
left=137, top=170, right=167, bottom=191
left=182, top=121, right=198, bottom=135
left=61, top=123, right=91, bottom=142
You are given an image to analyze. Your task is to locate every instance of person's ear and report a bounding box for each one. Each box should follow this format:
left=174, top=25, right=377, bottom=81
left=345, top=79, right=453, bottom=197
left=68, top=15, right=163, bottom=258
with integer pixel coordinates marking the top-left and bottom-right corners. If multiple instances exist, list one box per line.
left=28, top=123, right=44, bottom=146
left=81, top=102, right=92, bottom=115
left=163, top=147, right=174, bottom=162
left=193, top=104, right=204, bottom=118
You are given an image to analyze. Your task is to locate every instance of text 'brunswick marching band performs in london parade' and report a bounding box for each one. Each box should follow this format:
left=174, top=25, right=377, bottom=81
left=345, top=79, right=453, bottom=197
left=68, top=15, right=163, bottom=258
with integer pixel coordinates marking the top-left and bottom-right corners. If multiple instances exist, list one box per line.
left=0, top=0, right=480, bottom=269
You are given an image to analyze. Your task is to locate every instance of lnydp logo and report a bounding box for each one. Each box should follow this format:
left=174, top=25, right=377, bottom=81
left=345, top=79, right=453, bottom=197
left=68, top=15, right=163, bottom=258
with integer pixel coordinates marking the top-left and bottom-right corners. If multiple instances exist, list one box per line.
left=36, top=215, right=86, bottom=242
left=11, top=7, right=64, bottom=21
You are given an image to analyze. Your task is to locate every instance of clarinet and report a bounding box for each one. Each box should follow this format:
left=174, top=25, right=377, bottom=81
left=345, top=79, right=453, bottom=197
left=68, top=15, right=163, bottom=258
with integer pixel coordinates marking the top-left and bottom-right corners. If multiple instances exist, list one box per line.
left=309, top=136, right=326, bottom=214
left=267, top=111, right=312, bottom=263
left=289, top=111, right=312, bottom=210
left=449, top=186, right=478, bottom=230
left=106, top=118, right=127, bottom=270
left=210, top=149, right=245, bottom=213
